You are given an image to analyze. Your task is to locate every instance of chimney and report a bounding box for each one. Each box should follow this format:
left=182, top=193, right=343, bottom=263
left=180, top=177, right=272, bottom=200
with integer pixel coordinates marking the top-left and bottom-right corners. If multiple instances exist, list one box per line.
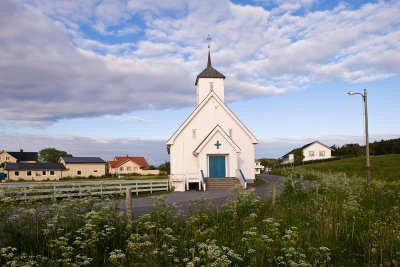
left=20, top=149, right=23, bottom=152
left=126, top=154, right=129, bottom=157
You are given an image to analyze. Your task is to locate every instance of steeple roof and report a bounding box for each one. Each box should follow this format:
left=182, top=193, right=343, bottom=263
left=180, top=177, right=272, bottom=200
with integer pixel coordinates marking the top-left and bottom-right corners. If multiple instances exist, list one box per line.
left=195, top=50, right=225, bottom=85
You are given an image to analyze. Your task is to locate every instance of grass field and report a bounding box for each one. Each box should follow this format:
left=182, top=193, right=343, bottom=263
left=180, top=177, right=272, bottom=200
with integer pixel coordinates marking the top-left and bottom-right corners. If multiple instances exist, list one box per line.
left=273, top=154, right=400, bottom=181
left=1, top=169, right=400, bottom=266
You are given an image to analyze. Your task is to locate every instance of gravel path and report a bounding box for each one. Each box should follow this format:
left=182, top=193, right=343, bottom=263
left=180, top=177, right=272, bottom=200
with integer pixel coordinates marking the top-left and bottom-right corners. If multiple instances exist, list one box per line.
left=116, top=174, right=285, bottom=217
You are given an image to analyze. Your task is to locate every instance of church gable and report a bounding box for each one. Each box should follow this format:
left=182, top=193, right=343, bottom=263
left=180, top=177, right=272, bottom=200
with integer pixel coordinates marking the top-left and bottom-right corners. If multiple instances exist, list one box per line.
left=167, top=91, right=258, bottom=146
left=193, top=125, right=241, bottom=155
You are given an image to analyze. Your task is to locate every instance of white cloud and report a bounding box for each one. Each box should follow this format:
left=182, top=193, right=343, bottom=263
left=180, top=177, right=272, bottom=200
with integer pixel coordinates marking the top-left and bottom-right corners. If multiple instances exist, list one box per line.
left=1, top=0, right=400, bottom=127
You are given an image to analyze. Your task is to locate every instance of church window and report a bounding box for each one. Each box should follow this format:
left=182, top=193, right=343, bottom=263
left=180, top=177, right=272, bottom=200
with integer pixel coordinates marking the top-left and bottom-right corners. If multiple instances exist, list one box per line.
left=192, top=129, right=196, bottom=139
left=309, top=151, right=314, bottom=157
left=319, top=151, right=325, bottom=156
left=209, top=82, right=214, bottom=91
left=229, top=129, right=232, bottom=137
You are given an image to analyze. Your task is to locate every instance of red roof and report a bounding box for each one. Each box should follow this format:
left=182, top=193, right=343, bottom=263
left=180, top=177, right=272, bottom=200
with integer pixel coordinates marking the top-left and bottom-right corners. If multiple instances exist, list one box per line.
left=108, top=156, right=149, bottom=168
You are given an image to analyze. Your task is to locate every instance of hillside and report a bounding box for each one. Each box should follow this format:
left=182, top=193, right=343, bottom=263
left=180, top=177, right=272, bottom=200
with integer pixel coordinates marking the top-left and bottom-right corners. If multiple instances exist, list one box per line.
left=292, top=154, right=400, bottom=181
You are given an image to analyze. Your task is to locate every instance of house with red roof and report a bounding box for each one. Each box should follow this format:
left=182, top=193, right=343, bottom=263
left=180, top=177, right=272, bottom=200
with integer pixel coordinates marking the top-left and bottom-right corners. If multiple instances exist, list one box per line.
left=108, top=155, right=159, bottom=176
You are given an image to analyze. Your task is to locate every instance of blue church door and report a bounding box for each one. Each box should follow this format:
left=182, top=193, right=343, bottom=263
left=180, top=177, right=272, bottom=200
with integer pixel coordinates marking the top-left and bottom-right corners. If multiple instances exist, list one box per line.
left=209, top=156, right=226, bottom=178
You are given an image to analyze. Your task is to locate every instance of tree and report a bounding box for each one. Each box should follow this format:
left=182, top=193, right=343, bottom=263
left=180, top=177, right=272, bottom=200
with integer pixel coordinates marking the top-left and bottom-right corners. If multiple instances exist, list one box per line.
left=39, top=148, right=72, bottom=163
left=293, top=148, right=304, bottom=164
left=158, top=162, right=170, bottom=174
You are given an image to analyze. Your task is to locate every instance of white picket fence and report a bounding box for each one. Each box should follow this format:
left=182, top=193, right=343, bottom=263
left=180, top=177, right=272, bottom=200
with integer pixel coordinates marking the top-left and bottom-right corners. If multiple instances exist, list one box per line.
left=0, top=179, right=169, bottom=200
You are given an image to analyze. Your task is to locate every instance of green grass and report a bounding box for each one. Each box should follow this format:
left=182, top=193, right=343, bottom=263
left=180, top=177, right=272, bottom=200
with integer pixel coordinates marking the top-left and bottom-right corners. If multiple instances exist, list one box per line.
left=284, top=154, right=400, bottom=181
left=1, top=169, right=400, bottom=266
left=254, top=178, right=266, bottom=184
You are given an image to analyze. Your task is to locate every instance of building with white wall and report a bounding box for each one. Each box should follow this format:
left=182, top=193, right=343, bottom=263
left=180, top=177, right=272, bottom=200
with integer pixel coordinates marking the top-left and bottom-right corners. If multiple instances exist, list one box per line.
left=281, top=141, right=333, bottom=164
left=167, top=51, right=258, bottom=191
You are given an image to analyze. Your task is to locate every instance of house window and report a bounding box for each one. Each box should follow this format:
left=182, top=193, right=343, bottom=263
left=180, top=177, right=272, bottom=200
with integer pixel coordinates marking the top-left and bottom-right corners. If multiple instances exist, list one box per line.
left=127, top=167, right=131, bottom=171
left=119, top=167, right=124, bottom=171
left=93, top=170, right=98, bottom=173
left=319, top=151, right=325, bottom=157
left=50, top=170, right=55, bottom=176
left=134, top=167, right=138, bottom=172
left=77, top=170, right=82, bottom=176
left=192, top=129, right=196, bottom=139
left=6, top=157, right=10, bottom=161
left=209, top=82, right=214, bottom=91
left=14, top=171, right=19, bottom=176
left=42, top=171, right=46, bottom=176
left=229, top=129, right=232, bottom=138
left=27, top=171, right=31, bottom=176
left=309, top=151, right=315, bottom=157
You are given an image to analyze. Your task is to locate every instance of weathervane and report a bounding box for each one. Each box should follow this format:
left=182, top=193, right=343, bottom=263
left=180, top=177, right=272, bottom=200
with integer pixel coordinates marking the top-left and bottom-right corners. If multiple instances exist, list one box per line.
left=207, top=34, right=212, bottom=50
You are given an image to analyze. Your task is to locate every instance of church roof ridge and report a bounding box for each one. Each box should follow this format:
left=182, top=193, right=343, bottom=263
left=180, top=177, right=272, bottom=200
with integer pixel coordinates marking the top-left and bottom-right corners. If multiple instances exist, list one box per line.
left=166, top=90, right=258, bottom=146
left=195, top=51, right=225, bottom=85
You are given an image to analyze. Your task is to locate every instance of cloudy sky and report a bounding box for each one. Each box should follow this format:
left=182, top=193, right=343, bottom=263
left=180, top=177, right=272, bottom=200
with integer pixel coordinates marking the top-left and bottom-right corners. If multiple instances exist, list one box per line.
left=1, top=0, right=400, bottom=165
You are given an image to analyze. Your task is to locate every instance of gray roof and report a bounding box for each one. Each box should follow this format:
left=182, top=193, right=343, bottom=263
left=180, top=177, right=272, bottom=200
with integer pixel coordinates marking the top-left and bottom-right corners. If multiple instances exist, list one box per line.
left=195, top=51, right=225, bottom=85
left=5, top=163, right=66, bottom=170
left=8, top=150, right=38, bottom=162
left=61, top=157, right=106, bottom=163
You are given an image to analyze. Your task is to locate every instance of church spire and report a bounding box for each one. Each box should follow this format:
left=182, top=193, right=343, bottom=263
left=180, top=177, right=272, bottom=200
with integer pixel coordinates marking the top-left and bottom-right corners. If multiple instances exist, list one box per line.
left=207, top=34, right=212, bottom=68
left=207, top=49, right=212, bottom=68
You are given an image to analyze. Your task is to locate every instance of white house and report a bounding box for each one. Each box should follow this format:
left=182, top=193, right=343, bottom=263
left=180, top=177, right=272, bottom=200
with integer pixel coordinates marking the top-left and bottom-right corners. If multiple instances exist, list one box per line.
left=167, top=51, right=258, bottom=191
left=255, top=160, right=265, bottom=174
left=281, top=141, right=333, bottom=164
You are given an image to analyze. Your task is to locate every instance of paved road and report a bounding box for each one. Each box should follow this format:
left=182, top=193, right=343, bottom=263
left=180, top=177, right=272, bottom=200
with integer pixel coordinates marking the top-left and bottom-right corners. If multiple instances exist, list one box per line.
left=116, top=174, right=285, bottom=217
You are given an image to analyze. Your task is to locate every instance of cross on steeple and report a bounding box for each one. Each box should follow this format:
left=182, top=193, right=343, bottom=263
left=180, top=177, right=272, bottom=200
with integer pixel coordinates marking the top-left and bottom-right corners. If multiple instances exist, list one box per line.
left=214, top=140, right=221, bottom=149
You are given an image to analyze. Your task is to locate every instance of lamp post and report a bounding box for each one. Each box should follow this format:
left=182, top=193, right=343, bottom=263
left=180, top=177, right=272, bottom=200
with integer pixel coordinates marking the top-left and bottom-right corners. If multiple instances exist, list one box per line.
left=348, top=89, right=370, bottom=186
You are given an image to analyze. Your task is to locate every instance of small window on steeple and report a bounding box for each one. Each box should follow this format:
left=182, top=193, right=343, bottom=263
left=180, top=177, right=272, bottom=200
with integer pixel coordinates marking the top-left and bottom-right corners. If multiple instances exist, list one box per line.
left=209, top=82, right=214, bottom=91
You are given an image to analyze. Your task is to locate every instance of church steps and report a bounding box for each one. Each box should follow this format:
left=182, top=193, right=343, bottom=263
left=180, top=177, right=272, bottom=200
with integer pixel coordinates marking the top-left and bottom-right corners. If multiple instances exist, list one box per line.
left=205, top=178, right=241, bottom=190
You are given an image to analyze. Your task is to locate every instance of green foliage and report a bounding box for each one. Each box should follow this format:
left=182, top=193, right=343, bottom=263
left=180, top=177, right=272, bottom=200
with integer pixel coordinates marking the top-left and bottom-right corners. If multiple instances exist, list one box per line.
left=158, top=161, right=170, bottom=174
left=331, top=137, right=400, bottom=157
left=293, top=148, right=305, bottom=164
left=258, top=158, right=280, bottom=168
left=146, top=165, right=157, bottom=170
left=1, top=170, right=400, bottom=266
left=38, top=148, right=72, bottom=163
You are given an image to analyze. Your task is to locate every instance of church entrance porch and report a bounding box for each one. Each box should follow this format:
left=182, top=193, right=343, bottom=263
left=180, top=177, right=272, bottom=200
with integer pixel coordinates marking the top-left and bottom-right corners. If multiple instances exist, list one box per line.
left=208, top=155, right=226, bottom=178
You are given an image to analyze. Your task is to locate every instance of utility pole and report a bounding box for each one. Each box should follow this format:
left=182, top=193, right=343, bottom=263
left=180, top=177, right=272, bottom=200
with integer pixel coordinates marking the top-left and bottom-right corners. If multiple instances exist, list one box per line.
left=348, top=89, right=370, bottom=186
left=364, top=89, right=370, bottom=186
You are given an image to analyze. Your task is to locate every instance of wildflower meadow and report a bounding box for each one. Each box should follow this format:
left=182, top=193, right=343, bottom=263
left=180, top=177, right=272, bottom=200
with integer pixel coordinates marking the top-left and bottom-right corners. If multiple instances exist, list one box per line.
left=1, top=169, right=399, bottom=266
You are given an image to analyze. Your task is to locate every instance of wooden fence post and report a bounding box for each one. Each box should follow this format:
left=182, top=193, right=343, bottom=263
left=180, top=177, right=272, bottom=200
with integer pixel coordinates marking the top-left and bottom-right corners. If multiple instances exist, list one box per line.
left=233, top=187, right=238, bottom=216
left=126, top=188, right=132, bottom=226
left=329, top=169, right=332, bottom=176
left=344, top=172, right=347, bottom=178
left=271, top=182, right=276, bottom=207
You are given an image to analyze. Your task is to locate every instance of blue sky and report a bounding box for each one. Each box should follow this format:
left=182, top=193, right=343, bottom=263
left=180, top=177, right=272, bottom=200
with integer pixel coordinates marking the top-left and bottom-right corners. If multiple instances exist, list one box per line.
left=1, top=0, right=399, bottom=165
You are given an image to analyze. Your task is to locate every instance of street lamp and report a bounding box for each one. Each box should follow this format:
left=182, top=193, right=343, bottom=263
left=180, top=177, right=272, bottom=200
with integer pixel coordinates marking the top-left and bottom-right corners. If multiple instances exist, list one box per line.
left=348, top=89, right=370, bottom=186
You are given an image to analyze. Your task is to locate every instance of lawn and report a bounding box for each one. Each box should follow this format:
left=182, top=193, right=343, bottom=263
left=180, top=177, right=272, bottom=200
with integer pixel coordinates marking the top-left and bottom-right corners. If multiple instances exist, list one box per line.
left=274, top=154, right=400, bottom=182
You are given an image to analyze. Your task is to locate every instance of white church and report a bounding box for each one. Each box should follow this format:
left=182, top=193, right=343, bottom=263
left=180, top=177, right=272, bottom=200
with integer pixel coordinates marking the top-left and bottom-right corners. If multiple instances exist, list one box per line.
left=167, top=50, right=258, bottom=191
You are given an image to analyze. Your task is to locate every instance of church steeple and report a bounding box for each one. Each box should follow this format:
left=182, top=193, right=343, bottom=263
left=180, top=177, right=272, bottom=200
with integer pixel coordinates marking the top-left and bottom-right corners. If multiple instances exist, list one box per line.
left=207, top=49, right=212, bottom=68
left=195, top=44, right=225, bottom=106
left=195, top=51, right=225, bottom=86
